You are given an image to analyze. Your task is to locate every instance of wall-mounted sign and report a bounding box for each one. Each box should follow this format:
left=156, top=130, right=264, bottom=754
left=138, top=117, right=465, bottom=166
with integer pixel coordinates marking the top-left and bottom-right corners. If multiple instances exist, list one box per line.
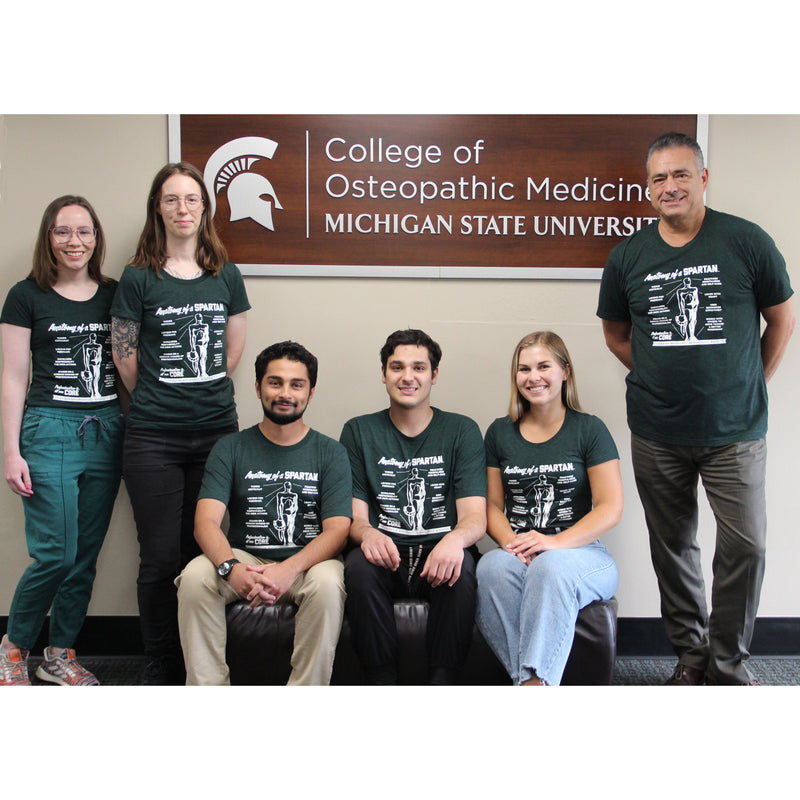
left=171, top=114, right=701, bottom=279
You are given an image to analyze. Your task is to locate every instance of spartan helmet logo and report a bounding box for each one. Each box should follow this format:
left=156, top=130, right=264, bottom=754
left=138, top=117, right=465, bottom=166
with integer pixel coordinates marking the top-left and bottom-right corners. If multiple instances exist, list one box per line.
left=203, top=136, right=283, bottom=231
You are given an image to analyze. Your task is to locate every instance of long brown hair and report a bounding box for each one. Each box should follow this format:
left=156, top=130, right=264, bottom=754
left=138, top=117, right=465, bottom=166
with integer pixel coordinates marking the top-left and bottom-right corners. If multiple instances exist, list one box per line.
left=508, top=331, right=582, bottom=421
left=129, top=162, right=228, bottom=276
left=29, top=195, right=110, bottom=290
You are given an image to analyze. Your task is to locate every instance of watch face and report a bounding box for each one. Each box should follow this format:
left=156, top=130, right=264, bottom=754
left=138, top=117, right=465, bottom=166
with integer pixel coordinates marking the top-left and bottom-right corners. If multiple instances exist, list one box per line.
left=218, top=559, right=238, bottom=579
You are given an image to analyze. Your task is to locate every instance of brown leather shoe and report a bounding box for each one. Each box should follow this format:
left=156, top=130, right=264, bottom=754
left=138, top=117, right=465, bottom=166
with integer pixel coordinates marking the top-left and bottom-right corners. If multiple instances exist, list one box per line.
left=664, top=663, right=705, bottom=685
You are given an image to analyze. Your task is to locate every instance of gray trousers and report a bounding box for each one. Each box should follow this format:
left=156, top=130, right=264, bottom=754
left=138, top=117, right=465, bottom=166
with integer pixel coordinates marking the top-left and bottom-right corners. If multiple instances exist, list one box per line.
left=631, top=434, right=767, bottom=684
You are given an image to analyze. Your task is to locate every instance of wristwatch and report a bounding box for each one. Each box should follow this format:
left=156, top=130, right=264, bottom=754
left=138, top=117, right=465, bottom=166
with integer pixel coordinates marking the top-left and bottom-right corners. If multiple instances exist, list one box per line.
left=217, top=558, right=240, bottom=580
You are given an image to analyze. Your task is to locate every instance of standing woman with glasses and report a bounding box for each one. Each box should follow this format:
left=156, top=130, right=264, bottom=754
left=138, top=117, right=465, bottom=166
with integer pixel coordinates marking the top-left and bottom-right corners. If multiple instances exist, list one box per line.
left=1, top=196, right=124, bottom=686
left=111, top=162, right=249, bottom=684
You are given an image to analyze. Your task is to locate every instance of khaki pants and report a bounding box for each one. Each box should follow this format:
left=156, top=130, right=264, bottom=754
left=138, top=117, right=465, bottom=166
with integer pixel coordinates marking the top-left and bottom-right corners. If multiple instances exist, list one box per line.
left=176, top=549, right=344, bottom=685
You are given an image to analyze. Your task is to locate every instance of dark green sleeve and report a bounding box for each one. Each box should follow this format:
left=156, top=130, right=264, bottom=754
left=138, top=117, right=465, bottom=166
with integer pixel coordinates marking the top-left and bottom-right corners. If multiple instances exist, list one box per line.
left=484, top=418, right=502, bottom=469
left=453, top=417, right=487, bottom=499
left=320, top=440, right=354, bottom=520
left=110, top=266, right=145, bottom=322
left=222, top=262, right=252, bottom=315
left=198, top=433, right=238, bottom=505
left=597, top=241, right=631, bottom=322
left=750, top=227, right=793, bottom=310
left=339, top=419, right=369, bottom=503
left=0, top=281, right=33, bottom=327
left=584, top=415, right=620, bottom=468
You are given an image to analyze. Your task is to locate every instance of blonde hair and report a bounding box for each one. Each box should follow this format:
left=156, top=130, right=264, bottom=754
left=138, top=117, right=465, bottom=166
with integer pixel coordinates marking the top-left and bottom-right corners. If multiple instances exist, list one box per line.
left=508, top=331, right=582, bottom=421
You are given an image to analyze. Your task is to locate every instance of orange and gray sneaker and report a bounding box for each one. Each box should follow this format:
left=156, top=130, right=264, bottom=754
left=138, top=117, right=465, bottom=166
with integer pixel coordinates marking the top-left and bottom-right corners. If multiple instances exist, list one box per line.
left=36, top=647, right=99, bottom=686
left=0, top=642, right=31, bottom=686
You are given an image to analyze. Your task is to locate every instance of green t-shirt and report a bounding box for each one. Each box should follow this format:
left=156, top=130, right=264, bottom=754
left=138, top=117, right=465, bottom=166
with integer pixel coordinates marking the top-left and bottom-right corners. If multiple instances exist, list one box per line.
left=0, top=277, right=118, bottom=409
left=110, top=262, right=250, bottom=430
left=597, top=208, right=793, bottom=446
left=339, top=408, right=487, bottom=546
left=199, top=425, right=353, bottom=562
left=484, top=410, right=618, bottom=535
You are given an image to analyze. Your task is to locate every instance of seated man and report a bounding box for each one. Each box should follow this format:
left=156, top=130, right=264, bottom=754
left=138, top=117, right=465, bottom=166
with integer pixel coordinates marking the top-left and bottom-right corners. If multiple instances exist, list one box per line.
left=176, top=341, right=352, bottom=685
left=340, top=329, right=487, bottom=684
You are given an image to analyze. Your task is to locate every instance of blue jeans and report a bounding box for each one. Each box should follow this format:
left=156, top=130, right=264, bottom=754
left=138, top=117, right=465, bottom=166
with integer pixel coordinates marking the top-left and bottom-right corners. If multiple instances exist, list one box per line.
left=476, top=541, right=618, bottom=686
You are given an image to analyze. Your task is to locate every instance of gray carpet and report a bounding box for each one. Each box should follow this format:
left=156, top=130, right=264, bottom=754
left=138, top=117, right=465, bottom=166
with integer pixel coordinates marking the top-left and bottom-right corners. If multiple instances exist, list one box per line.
left=613, top=655, right=800, bottom=685
left=23, top=654, right=800, bottom=686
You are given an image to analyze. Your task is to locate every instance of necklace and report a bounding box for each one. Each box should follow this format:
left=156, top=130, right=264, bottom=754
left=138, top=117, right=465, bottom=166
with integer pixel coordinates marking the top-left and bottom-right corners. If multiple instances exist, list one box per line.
left=163, top=260, right=203, bottom=280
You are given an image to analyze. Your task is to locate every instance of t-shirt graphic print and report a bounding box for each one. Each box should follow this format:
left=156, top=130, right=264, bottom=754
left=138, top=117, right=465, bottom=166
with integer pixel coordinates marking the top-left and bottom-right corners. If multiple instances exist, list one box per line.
left=153, top=302, right=227, bottom=384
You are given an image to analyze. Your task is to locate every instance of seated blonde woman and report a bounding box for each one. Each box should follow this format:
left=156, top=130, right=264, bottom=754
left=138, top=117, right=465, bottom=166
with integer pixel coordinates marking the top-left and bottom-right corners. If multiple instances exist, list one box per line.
left=476, top=331, right=622, bottom=686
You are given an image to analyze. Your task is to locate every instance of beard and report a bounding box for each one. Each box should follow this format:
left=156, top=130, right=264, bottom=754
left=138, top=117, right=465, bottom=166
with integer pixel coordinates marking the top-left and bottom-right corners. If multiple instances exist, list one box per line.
left=261, top=400, right=305, bottom=426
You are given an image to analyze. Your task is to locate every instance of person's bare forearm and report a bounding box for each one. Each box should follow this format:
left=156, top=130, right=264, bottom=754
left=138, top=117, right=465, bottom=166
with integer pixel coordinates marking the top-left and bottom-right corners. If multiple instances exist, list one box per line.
left=602, top=319, right=634, bottom=370
left=761, top=298, right=795, bottom=382
left=111, top=316, right=141, bottom=393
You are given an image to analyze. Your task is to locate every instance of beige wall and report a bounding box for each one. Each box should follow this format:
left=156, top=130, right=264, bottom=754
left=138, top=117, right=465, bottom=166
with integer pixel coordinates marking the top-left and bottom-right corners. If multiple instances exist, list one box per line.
left=0, top=114, right=797, bottom=619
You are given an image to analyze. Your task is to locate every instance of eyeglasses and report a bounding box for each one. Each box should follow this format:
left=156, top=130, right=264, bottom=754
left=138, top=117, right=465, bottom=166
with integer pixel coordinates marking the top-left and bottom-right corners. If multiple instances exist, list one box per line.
left=160, top=194, right=203, bottom=210
left=51, top=226, right=96, bottom=243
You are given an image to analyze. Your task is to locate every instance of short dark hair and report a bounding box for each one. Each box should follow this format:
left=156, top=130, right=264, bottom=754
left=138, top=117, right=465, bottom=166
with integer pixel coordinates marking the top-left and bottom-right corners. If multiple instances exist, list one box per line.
left=255, top=341, right=318, bottom=387
left=379, top=329, right=442, bottom=372
left=646, top=131, right=705, bottom=173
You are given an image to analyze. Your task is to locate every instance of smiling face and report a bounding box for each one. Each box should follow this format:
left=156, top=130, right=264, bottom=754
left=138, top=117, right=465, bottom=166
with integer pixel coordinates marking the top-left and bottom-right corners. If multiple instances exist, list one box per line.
left=157, top=173, right=205, bottom=241
left=515, top=344, right=569, bottom=412
left=647, top=145, right=708, bottom=230
left=382, top=344, right=438, bottom=411
left=256, top=357, right=314, bottom=425
left=50, top=205, right=96, bottom=277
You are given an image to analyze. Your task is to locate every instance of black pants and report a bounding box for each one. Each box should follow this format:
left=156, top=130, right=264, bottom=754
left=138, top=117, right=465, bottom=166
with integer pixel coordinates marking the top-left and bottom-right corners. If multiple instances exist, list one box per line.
left=122, top=425, right=236, bottom=659
left=344, top=543, right=477, bottom=684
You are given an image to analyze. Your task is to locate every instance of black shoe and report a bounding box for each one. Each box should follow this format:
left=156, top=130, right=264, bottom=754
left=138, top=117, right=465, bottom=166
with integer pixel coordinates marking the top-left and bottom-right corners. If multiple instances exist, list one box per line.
left=140, top=654, right=185, bottom=685
left=364, top=667, right=398, bottom=685
left=429, top=666, right=461, bottom=685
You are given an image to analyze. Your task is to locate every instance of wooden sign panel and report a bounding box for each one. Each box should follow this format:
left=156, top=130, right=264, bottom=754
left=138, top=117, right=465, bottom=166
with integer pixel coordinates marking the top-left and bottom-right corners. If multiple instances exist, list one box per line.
left=174, top=114, right=699, bottom=278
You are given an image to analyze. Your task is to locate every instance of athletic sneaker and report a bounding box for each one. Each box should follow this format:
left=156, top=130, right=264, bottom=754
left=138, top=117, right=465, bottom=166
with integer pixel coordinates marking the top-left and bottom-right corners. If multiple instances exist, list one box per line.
left=0, top=643, right=31, bottom=686
left=35, top=648, right=99, bottom=686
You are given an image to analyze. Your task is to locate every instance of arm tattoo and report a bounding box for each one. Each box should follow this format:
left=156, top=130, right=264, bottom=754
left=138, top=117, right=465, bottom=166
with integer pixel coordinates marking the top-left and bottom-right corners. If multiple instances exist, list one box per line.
left=111, top=316, right=141, bottom=360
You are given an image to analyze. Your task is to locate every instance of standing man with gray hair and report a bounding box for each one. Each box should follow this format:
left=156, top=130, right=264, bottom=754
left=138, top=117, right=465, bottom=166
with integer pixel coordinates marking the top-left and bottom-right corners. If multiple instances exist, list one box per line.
left=597, top=132, right=794, bottom=685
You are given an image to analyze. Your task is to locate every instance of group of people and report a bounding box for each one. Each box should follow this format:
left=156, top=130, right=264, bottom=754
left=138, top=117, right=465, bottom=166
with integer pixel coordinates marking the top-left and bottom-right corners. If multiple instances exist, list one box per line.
left=1, top=132, right=794, bottom=687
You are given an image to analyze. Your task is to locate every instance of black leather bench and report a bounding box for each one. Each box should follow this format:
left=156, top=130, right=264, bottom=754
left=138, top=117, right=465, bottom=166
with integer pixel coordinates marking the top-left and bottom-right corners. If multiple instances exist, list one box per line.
left=225, top=596, right=618, bottom=685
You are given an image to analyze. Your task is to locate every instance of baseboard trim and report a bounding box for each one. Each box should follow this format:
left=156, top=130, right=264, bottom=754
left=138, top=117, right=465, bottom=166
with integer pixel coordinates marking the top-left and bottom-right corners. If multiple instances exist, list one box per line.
left=617, top=617, right=800, bottom=657
left=2, top=615, right=799, bottom=657
left=1, top=616, right=144, bottom=656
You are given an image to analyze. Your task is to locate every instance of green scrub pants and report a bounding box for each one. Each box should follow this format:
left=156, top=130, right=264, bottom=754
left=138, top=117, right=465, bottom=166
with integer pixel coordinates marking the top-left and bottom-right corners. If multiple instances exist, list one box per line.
left=7, top=405, right=123, bottom=650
